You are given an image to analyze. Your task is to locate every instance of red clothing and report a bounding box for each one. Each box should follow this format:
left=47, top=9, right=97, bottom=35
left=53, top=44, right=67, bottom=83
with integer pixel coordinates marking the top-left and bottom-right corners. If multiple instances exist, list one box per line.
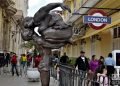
left=34, top=56, right=42, bottom=68
left=11, top=55, right=17, bottom=64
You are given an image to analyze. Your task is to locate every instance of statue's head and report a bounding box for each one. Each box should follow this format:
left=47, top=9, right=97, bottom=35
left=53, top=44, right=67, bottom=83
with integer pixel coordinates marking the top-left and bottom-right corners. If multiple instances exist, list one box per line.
left=23, top=17, right=34, bottom=28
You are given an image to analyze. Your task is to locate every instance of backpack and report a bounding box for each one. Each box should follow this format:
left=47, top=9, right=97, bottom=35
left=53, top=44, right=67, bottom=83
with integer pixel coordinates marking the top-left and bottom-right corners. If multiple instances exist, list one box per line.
left=11, top=56, right=17, bottom=64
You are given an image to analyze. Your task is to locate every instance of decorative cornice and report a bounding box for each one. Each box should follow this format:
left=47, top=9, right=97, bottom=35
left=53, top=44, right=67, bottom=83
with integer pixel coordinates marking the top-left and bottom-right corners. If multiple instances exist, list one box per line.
left=0, top=0, right=15, bottom=8
left=5, top=6, right=17, bottom=16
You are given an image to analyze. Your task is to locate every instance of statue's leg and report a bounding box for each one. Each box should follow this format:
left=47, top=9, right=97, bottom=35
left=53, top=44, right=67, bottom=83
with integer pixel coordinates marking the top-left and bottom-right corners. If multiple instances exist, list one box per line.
left=38, top=48, right=51, bottom=86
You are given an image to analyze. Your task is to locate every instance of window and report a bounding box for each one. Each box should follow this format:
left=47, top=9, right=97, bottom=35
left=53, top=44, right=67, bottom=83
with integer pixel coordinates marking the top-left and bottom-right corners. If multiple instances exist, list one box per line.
left=113, top=28, right=117, bottom=38
left=113, top=26, right=120, bottom=38
left=113, top=26, right=120, bottom=50
left=118, top=27, right=120, bottom=37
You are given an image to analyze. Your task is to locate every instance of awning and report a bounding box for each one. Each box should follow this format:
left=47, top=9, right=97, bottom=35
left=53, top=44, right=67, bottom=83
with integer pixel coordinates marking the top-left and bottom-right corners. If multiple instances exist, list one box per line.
left=81, top=19, right=120, bottom=39
left=67, top=0, right=100, bottom=23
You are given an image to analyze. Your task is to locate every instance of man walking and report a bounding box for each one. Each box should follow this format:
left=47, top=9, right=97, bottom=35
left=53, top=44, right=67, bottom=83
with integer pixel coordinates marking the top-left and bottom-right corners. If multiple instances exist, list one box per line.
left=11, top=53, right=19, bottom=76
left=60, top=52, right=69, bottom=64
left=4, top=50, right=10, bottom=67
left=75, top=51, right=89, bottom=86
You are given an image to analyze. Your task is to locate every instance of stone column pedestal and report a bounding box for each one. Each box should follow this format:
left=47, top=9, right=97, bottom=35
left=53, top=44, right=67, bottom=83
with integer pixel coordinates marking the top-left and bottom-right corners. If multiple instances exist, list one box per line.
left=38, top=48, right=51, bottom=86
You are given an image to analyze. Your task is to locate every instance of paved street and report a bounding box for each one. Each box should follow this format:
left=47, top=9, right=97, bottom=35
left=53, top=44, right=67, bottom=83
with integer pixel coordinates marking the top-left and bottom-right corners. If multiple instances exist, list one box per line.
left=0, top=73, right=58, bottom=86
left=0, top=74, right=41, bottom=86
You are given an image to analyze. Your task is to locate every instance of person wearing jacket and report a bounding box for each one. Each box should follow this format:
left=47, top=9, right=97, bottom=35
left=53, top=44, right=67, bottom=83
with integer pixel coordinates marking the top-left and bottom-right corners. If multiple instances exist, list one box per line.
left=4, top=50, right=10, bottom=67
left=104, top=53, right=115, bottom=76
left=88, top=55, right=99, bottom=85
left=75, top=51, right=89, bottom=71
left=34, top=54, right=42, bottom=68
left=75, top=51, right=89, bottom=86
left=11, top=53, right=19, bottom=76
left=89, top=55, right=99, bottom=73
left=21, top=54, right=27, bottom=69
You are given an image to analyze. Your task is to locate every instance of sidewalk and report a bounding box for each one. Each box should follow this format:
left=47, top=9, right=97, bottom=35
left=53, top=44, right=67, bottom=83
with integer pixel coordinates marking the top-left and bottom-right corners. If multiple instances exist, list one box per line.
left=0, top=73, right=58, bottom=86
left=50, top=77, right=59, bottom=86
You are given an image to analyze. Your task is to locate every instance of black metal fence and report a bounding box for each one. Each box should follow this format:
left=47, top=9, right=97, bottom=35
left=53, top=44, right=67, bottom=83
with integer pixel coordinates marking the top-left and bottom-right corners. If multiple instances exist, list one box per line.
left=50, top=64, right=111, bottom=86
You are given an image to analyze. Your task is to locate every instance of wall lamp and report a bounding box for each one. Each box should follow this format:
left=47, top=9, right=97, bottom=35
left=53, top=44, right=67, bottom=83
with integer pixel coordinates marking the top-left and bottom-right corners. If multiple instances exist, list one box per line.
left=95, top=35, right=101, bottom=41
left=81, top=39, right=86, bottom=44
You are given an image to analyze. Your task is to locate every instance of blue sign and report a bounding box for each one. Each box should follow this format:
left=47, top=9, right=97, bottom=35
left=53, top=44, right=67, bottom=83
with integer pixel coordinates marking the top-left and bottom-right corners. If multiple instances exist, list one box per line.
left=83, top=16, right=111, bottom=24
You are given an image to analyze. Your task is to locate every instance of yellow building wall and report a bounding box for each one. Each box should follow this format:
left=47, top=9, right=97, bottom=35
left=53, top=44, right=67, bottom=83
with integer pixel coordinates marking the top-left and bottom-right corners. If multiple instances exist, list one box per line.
left=72, top=45, right=76, bottom=57
left=62, top=41, right=80, bottom=58
left=81, top=11, right=120, bottom=58
left=76, top=0, right=80, bottom=9
left=76, top=40, right=80, bottom=57
left=70, top=0, right=74, bottom=13
left=63, top=0, right=74, bottom=21
left=100, top=30, right=112, bottom=57
left=94, top=38, right=101, bottom=59
left=85, top=38, right=91, bottom=58
left=83, top=30, right=112, bottom=59
left=62, top=0, right=120, bottom=59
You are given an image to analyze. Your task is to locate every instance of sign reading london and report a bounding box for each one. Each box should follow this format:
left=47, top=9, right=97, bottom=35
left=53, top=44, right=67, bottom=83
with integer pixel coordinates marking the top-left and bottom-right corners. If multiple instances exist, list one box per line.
left=83, top=16, right=111, bottom=24
left=83, top=9, right=111, bottom=30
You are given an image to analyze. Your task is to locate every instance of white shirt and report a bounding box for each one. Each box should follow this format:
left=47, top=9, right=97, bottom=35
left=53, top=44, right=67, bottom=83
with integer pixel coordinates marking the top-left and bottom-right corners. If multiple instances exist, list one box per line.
left=81, top=57, right=85, bottom=62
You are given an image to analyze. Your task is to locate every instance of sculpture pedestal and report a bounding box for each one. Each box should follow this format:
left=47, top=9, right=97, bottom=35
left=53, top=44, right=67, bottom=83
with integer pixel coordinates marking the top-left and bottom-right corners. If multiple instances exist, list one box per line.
left=38, top=48, right=51, bottom=86
left=40, top=70, right=50, bottom=86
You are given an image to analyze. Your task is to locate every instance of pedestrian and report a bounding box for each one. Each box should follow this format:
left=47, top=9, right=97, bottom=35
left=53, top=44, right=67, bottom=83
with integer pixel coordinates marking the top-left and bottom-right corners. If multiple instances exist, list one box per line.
left=75, top=51, right=89, bottom=86
left=89, top=55, right=99, bottom=73
left=53, top=54, right=59, bottom=69
left=88, top=55, right=99, bottom=85
left=34, top=54, right=42, bottom=68
left=98, top=56, right=104, bottom=66
left=11, top=53, right=19, bottom=76
left=21, top=54, right=27, bottom=69
left=27, top=54, right=32, bottom=67
left=95, top=65, right=109, bottom=86
left=4, top=50, right=10, bottom=67
left=60, top=52, right=69, bottom=64
left=104, top=53, right=115, bottom=76
left=0, top=53, right=4, bottom=67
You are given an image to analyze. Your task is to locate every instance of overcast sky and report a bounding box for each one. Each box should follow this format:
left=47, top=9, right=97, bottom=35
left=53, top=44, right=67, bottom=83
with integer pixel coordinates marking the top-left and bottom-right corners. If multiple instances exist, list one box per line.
left=28, top=0, right=63, bottom=16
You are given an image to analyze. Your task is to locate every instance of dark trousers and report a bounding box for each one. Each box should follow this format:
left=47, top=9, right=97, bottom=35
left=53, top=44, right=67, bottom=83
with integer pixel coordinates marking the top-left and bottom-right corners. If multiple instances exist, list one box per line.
left=107, top=65, right=115, bottom=85
left=5, top=60, right=9, bottom=67
left=11, top=64, right=19, bottom=76
left=78, top=70, right=86, bottom=86
left=106, top=65, right=115, bottom=76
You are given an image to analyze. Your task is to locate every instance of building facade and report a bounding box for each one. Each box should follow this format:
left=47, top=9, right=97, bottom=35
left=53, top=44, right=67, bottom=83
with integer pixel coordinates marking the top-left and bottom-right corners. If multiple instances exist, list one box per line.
left=0, top=0, right=29, bottom=56
left=62, top=0, right=120, bottom=59
left=10, top=0, right=29, bottom=56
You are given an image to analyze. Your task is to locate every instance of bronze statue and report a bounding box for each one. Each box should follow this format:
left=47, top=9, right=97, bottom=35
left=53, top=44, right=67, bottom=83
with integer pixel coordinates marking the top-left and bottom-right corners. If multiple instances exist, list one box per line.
left=21, top=3, right=72, bottom=86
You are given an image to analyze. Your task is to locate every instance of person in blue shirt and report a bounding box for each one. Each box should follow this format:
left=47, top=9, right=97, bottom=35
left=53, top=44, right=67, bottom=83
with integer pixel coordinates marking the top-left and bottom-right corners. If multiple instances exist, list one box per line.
left=104, top=53, right=115, bottom=76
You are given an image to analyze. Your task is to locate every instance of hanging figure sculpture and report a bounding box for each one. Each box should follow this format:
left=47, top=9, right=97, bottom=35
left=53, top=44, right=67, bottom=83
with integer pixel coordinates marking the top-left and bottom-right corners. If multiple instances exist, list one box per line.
left=21, top=3, right=72, bottom=86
